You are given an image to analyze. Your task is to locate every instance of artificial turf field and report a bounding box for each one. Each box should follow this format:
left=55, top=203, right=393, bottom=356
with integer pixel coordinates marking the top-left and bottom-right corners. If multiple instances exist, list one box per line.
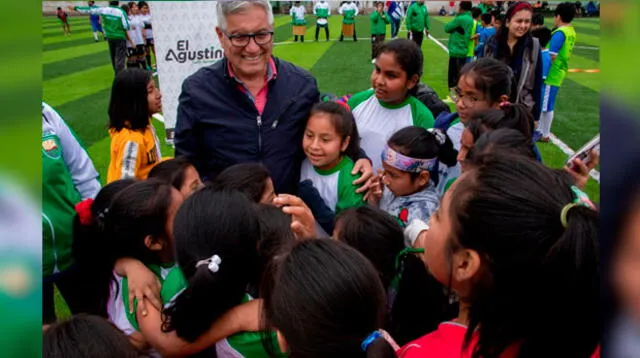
left=43, top=13, right=600, bottom=316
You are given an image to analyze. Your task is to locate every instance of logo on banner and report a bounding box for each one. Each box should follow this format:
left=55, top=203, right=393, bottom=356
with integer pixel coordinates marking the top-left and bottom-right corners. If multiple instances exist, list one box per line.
left=165, top=40, right=224, bottom=65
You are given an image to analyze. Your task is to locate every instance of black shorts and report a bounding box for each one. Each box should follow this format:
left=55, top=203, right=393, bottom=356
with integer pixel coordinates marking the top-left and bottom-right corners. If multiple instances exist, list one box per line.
left=146, top=38, right=154, bottom=46
left=128, top=44, right=146, bottom=57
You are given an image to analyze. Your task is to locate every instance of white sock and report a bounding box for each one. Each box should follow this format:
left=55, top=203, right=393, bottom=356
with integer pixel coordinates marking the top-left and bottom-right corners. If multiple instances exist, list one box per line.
left=539, top=110, right=554, bottom=137
left=93, top=32, right=99, bottom=41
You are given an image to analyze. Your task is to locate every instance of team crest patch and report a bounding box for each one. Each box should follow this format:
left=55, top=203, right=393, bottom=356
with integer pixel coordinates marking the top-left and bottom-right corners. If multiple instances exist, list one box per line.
left=42, top=136, right=61, bottom=159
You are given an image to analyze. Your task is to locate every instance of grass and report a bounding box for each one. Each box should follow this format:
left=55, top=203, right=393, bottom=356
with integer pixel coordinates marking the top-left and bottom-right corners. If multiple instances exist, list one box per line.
left=44, top=14, right=600, bottom=315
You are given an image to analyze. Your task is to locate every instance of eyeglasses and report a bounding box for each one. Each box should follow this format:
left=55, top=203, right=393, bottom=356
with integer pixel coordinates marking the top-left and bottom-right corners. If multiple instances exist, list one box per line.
left=450, top=87, right=483, bottom=107
left=223, top=31, right=274, bottom=47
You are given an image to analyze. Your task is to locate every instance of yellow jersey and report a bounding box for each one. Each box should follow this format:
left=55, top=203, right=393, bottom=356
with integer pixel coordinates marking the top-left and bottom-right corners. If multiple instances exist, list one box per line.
left=107, top=120, right=162, bottom=183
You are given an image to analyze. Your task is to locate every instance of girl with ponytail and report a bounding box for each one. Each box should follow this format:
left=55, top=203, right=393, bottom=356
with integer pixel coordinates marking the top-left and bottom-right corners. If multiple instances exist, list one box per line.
left=401, top=153, right=600, bottom=358
left=367, top=126, right=458, bottom=238
left=261, top=239, right=398, bottom=358
left=334, top=206, right=456, bottom=346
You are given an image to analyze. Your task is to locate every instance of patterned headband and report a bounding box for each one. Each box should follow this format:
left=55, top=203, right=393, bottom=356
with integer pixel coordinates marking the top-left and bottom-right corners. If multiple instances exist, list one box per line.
left=381, top=145, right=437, bottom=173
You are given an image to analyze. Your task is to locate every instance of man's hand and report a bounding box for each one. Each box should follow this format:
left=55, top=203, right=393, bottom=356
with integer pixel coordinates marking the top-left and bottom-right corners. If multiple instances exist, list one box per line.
left=273, top=194, right=318, bottom=239
left=352, top=158, right=373, bottom=194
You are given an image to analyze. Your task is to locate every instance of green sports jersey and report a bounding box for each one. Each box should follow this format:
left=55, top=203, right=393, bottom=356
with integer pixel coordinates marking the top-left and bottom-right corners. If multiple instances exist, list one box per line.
left=300, top=156, right=364, bottom=214
left=348, top=89, right=435, bottom=171
left=112, top=264, right=187, bottom=334
left=370, top=11, right=390, bottom=35
left=342, top=9, right=356, bottom=24
left=405, top=2, right=430, bottom=32
left=545, top=25, right=577, bottom=87
left=467, top=20, right=478, bottom=57
left=216, top=294, right=286, bottom=358
left=444, top=11, right=474, bottom=58
left=74, top=5, right=130, bottom=40
left=42, top=103, right=101, bottom=276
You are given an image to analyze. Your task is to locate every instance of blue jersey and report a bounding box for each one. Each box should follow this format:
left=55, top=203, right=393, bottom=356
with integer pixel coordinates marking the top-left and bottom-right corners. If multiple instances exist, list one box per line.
left=475, top=26, right=496, bottom=57
left=548, top=30, right=566, bottom=56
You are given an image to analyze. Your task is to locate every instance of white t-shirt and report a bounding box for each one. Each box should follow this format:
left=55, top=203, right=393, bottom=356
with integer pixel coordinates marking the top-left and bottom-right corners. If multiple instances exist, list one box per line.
left=127, top=15, right=145, bottom=46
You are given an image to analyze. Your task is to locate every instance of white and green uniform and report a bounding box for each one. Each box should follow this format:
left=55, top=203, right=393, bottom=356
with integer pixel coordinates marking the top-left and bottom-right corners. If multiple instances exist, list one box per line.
left=442, top=118, right=463, bottom=194
left=74, top=5, right=130, bottom=40
left=216, top=294, right=287, bottom=358
left=290, top=4, right=307, bottom=25
left=314, top=1, right=330, bottom=25
left=108, top=263, right=187, bottom=357
left=300, top=157, right=364, bottom=236
left=348, top=89, right=436, bottom=171
left=339, top=2, right=358, bottom=24
left=42, top=102, right=101, bottom=276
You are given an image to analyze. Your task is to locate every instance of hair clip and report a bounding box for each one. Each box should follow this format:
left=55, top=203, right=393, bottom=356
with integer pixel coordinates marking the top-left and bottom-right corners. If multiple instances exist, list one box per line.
left=427, top=128, right=446, bottom=146
left=74, top=198, right=94, bottom=225
left=195, top=255, right=222, bottom=273
left=499, top=101, right=511, bottom=108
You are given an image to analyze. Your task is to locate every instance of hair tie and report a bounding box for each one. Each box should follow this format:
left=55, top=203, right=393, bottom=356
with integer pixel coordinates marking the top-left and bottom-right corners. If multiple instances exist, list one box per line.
left=361, top=331, right=382, bottom=352
left=74, top=198, right=94, bottom=225
left=334, top=99, right=351, bottom=112
left=195, top=255, right=222, bottom=273
left=427, top=128, right=446, bottom=146
left=560, top=186, right=596, bottom=228
left=499, top=101, right=511, bottom=108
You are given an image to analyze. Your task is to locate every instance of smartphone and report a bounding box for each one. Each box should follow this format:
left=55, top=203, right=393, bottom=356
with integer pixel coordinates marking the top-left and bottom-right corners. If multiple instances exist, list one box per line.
left=566, top=134, right=600, bottom=168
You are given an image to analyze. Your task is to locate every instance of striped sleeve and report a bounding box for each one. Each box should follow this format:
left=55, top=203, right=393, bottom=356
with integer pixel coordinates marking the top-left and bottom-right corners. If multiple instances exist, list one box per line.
left=120, top=141, right=141, bottom=180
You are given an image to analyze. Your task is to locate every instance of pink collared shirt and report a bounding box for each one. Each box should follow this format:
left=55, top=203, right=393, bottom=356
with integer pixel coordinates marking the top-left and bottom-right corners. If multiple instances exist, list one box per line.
left=227, top=57, right=278, bottom=115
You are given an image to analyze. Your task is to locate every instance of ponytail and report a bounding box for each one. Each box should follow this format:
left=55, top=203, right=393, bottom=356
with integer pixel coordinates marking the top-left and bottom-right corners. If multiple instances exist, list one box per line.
left=428, top=128, right=458, bottom=167
left=163, top=188, right=260, bottom=342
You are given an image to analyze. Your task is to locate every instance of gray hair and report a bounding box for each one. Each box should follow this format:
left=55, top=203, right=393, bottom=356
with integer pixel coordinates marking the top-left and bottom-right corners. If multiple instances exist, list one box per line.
left=216, top=0, right=274, bottom=31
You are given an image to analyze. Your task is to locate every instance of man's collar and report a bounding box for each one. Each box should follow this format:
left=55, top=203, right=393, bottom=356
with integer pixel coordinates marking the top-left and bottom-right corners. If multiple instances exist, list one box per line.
left=226, top=56, right=278, bottom=84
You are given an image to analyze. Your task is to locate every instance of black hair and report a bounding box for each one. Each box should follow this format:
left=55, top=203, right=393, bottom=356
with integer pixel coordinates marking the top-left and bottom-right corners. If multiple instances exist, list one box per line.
left=308, top=101, right=361, bottom=160
left=467, top=128, right=536, bottom=163
left=127, top=1, right=137, bottom=9
left=72, top=179, right=137, bottom=316
left=88, top=179, right=176, bottom=316
left=148, top=156, right=198, bottom=193
left=89, top=0, right=95, bottom=5
left=458, top=57, right=513, bottom=105
left=261, top=239, right=395, bottom=358
left=467, top=104, right=534, bottom=143
left=253, top=204, right=296, bottom=297
left=211, top=163, right=272, bottom=203
left=460, top=1, right=473, bottom=11
left=448, top=154, right=599, bottom=357
left=109, top=1, right=119, bottom=6
left=137, top=1, right=148, bottom=8
left=493, top=12, right=504, bottom=23
left=378, top=39, right=423, bottom=96
left=555, top=2, right=576, bottom=23
left=531, top=26, right=552, bottom=48
left=471, top=7, right=482, bottom=18
left=531, top=12, right=544, bottom=26
left=57, top=7, right=62, bottom=10
left=335, top=206, right=455, bottom=345
left=108, top=68, right=152, bottom=131
left=387, top=126, right=458, bottom=186
left=162, top=188, right=260, bottom=342
left=120, top=3, right=129, bottom=14
left=495, top=2, right=534, bottom=63
left=43, top=314, right=142, bottom=358
left=481, top=13, right=493, bottom=25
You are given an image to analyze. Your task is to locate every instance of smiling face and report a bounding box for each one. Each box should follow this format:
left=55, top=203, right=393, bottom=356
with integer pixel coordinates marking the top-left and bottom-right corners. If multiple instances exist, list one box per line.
left=371, top=52, right=418, bottom=105
left=303, top=113, right=349, bottom=171
left=146, top=80, right=162, bottom=115
left=507, top=9, right=532, bottom=39
left=215, top=5, right=273, bottom=81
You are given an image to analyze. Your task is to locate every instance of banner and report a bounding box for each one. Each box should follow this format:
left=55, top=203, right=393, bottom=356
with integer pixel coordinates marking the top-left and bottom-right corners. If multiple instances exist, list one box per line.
left=149, top=1, right=223, bottom=144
